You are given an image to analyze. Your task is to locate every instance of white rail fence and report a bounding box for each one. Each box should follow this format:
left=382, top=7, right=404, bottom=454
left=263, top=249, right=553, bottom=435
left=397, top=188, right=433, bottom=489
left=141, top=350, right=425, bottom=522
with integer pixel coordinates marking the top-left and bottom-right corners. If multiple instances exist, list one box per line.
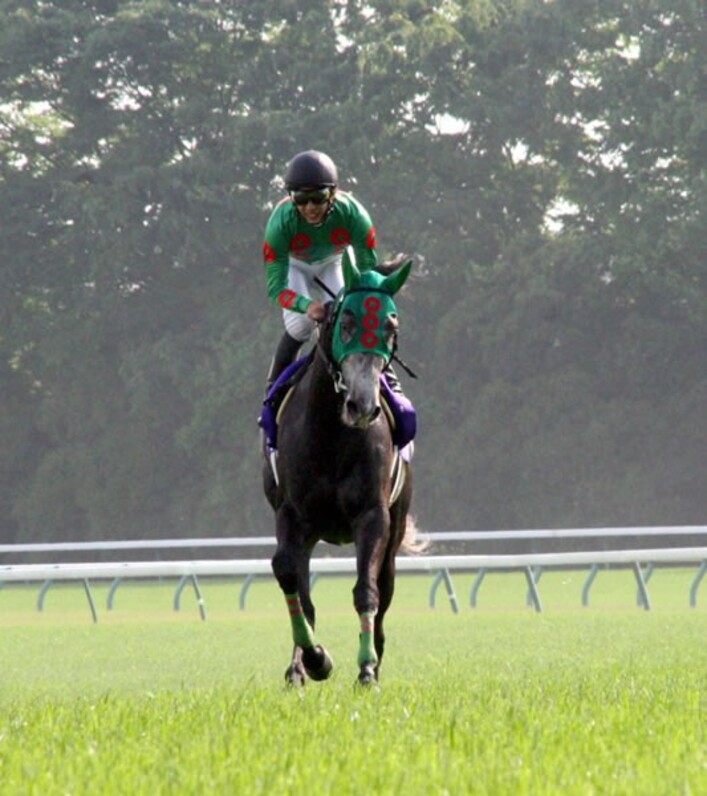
left=1, top=527, right=705, bottom=622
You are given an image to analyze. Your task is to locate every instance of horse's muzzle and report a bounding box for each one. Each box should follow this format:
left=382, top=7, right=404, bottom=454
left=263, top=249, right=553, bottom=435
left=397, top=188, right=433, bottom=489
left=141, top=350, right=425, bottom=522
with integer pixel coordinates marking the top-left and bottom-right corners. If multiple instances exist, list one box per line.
left=343, top=398, right=381, bottom=429
left=340, top=354, right=385, bottom=429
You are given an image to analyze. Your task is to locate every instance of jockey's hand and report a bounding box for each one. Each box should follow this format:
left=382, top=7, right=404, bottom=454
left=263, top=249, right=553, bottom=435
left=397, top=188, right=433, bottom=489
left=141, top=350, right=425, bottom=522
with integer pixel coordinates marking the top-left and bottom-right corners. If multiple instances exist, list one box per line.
left=380, top=252, right=412, bottom=274
left=307, top=300, right=327, bottom=322
left=385, top=252, right=409, bottom=268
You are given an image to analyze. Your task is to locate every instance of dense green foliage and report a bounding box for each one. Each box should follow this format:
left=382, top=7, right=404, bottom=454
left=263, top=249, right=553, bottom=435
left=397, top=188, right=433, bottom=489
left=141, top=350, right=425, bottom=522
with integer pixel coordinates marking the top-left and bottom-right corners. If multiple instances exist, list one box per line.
left=1, top=1, right=705, bottom=542
left=0, top=577, right=705, bottom=794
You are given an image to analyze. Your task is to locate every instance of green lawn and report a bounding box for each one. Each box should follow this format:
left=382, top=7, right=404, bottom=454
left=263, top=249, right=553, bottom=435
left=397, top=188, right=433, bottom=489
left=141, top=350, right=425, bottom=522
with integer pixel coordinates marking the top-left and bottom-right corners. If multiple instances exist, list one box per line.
left=0, top=571, right=705, bottom=794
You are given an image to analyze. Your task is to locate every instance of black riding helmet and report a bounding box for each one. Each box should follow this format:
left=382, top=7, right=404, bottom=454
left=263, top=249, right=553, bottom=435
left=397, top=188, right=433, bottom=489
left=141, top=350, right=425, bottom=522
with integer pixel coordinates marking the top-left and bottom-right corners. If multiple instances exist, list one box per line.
left=285, top=150, right=338, bottom=190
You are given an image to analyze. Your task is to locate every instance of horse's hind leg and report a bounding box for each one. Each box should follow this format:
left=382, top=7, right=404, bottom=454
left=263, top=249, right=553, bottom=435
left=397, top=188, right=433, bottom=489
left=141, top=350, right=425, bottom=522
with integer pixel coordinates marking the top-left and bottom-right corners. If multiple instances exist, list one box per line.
left=371, top=546, right=398, bottom=682
left=355, top=549, right=397, bottom=687
left=353, top=507, right=392, bottom=687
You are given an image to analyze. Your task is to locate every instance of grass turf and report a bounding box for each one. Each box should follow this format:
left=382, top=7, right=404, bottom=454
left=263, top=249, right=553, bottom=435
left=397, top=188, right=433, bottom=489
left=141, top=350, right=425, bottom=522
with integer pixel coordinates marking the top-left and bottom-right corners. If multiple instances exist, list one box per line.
left=0, top=571, right=705, bottom=794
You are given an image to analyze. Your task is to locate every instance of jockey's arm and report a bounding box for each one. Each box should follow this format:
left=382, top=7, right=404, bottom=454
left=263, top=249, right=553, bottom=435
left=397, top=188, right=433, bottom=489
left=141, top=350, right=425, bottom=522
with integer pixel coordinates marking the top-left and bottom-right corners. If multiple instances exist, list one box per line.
left=349, top=208, right=378, bottom=273
left=263, top=210, right=312, bottom=314
left=264, top=253, right=312, bottom=314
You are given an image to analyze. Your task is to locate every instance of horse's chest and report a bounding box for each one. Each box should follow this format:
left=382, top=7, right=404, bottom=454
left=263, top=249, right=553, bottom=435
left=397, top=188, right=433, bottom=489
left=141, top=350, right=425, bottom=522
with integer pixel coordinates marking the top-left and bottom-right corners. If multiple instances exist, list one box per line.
left=310, top=439, right=387, bottom=487
left=279, top=412, right=392, bottom=528
left=292, top=450, right=386, bottom=520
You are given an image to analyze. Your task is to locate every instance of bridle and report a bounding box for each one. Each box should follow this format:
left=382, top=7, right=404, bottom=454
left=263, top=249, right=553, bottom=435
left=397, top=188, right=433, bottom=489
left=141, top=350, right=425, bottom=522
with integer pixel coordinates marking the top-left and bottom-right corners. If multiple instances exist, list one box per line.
left=314, top=277, right=417, bottom=389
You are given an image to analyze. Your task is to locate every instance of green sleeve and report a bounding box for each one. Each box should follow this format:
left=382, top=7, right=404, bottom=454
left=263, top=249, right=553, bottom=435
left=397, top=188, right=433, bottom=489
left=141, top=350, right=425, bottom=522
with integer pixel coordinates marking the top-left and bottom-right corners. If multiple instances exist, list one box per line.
left=348, top=197, right=378, bottom=272
left=263, top=205, right=312, bottom=314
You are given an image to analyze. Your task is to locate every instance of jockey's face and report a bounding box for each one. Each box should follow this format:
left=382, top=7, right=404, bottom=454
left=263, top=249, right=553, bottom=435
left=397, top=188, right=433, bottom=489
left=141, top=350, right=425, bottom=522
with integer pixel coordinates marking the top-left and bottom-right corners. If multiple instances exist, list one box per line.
left=292, top=186, right=333, bottom=225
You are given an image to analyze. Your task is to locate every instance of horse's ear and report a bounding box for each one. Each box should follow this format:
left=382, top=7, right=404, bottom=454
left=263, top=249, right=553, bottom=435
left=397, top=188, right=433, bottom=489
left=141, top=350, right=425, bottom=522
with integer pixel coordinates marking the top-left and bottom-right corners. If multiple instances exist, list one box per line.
left=381, top=258, right=412, bottom=295
left=342, top=249, right=361, bottom=288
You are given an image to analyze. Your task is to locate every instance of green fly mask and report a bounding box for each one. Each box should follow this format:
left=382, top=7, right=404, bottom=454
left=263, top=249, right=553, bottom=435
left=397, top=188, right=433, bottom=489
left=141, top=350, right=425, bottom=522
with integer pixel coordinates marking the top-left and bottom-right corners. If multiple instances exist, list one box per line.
left=331, top=256, right=412, bottom=367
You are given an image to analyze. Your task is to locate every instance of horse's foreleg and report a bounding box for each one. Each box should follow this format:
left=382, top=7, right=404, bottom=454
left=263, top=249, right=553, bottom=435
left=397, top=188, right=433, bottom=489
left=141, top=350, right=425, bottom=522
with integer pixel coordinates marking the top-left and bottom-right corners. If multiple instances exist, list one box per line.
left=282, top=591, right=333, bottom=682
left=284, top=591, right=316, bottom=648
left=272, top=519, right=333, bottom=685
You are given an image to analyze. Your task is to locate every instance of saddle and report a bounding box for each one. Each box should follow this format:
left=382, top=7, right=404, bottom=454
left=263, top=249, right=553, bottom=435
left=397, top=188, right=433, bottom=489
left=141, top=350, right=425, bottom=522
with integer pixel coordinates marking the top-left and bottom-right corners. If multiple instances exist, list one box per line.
left=260, top=354, right=417, bottom=460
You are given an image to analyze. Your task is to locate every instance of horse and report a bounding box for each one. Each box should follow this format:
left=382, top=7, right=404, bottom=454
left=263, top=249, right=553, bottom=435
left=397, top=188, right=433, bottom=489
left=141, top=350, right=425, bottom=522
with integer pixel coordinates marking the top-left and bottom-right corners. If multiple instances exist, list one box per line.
left=262, top=255, right=417, bottom=687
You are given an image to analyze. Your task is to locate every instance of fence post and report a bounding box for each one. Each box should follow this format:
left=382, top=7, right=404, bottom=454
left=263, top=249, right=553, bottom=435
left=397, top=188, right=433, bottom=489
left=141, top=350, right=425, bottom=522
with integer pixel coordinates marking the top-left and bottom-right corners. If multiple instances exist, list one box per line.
left=632, top=563, right=651, bottom=611
left=429, top=570, right=459, bottom=613
left=689, top=561, right=706, bottom=608
left=582, top=564, right=601, bottom=607
left=524, top=567, right=543, bottom=613
left=470, top=568, right=486, bottom=608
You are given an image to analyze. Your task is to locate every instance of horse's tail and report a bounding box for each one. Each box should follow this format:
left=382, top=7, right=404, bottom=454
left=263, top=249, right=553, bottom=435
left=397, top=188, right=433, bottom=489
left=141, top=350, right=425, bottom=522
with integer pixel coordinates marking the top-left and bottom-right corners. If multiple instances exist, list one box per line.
left=400, top=514, right=430, bottom=556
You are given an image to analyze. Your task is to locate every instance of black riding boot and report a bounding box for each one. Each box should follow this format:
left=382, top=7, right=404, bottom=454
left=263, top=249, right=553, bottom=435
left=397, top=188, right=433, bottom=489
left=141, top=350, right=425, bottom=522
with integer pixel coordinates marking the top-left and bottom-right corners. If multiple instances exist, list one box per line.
left=265, top=331, right=302, bottom=394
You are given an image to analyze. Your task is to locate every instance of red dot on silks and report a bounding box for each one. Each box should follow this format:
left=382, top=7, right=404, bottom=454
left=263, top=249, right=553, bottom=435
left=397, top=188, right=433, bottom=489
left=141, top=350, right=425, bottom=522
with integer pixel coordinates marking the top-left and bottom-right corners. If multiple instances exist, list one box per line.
left=361, top=331, right=379, bottom=348
left=279, top=289, right=297, bottom=308
left=364, top=296, right=381, bottom=312
left=331, top=228, right=352, bottom=247
left=290, top=233, right=311, bottom=253
left=263, top=241, right=277, bottom=263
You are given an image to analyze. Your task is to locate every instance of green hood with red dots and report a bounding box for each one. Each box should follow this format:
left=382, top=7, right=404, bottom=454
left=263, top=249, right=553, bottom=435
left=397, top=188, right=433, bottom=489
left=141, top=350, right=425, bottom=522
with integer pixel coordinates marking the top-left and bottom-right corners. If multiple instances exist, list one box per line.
left=331, top=254, right=412, bottom=365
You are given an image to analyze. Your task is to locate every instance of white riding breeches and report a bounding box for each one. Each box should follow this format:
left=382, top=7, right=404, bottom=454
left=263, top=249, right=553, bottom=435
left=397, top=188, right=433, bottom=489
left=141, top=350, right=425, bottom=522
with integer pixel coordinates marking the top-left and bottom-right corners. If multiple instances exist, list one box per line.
left=283, top=253, right=345, bottom=342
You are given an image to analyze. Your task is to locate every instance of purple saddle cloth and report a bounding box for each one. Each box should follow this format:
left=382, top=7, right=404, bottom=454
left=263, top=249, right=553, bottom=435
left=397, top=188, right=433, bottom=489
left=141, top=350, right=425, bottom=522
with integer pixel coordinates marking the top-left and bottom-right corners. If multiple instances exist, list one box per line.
left=260, top=358, right=308, bottom=451
left=380, top=373, right=417, bottom=453
left=260, top=358, right=417, bottom=452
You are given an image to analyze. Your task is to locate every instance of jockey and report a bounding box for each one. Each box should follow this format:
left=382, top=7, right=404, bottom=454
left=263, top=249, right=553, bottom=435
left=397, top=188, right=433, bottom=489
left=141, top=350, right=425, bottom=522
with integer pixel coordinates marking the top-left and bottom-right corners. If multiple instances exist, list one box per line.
left=262, top=149, right=379, bottom=391
left=260, top=150, right=415, bottom=455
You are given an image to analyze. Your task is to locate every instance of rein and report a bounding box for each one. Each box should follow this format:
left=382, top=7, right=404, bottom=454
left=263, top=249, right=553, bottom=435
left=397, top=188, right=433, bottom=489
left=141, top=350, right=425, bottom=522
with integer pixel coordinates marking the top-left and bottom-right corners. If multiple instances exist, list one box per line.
left=316, top=336, right=347, bottom=394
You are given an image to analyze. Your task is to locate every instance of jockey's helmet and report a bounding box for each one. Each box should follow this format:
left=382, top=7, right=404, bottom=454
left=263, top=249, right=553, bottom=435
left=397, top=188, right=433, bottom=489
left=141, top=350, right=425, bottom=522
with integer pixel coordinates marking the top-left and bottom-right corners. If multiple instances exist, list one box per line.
left=285, top=150, right=338, bottom=190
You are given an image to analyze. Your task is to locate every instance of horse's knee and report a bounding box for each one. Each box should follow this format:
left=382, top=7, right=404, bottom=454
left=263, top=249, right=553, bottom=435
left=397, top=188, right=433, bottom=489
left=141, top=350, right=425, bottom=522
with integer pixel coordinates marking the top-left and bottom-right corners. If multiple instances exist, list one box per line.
left=352, top=582, right=379, bottom=615
left=271, top=549, right=298, bottom=594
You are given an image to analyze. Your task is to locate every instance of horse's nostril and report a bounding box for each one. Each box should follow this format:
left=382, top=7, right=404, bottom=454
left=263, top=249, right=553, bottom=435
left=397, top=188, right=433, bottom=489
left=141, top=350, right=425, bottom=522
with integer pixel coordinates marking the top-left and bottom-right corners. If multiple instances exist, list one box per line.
left=344, top=398, right=381, bottom=426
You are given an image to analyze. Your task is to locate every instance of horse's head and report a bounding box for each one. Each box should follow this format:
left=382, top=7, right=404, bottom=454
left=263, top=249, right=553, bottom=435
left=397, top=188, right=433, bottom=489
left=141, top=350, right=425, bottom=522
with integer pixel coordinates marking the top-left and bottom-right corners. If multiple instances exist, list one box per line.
left=326, top=253, right=412, bottom=429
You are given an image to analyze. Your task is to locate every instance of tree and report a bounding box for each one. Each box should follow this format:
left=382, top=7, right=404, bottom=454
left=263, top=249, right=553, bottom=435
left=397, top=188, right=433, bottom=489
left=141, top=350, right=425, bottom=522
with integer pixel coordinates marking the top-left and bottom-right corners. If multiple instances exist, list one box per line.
left=1, top=0, right=705, bottom=541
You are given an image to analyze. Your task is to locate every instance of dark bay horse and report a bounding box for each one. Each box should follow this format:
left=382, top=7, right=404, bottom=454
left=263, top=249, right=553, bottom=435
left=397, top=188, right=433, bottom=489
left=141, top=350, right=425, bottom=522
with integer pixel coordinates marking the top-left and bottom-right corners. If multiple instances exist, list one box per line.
left=262, top=256, right=417, bottom=687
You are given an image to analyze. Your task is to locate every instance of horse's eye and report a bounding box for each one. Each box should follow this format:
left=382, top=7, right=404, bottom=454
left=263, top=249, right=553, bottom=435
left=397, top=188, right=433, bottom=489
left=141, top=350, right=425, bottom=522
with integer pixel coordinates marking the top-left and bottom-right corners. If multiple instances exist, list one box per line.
left=340, top=309, right=357, bottom=344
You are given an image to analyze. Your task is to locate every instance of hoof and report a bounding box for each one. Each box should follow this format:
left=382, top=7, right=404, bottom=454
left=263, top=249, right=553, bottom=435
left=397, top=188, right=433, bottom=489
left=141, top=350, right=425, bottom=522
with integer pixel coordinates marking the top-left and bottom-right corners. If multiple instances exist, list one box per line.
left=284, top=663, right=306, bottom=688
left=356, top=662, right=379, bottom=689
left=302, top=645, right=334, bottom=681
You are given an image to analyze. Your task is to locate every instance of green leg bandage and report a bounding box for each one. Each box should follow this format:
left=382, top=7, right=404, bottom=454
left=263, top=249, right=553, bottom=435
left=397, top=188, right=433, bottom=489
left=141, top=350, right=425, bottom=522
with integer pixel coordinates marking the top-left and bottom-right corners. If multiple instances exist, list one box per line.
left=357, top=610, right=378, bottom=668
left=285, top=593, right=315, bottom=648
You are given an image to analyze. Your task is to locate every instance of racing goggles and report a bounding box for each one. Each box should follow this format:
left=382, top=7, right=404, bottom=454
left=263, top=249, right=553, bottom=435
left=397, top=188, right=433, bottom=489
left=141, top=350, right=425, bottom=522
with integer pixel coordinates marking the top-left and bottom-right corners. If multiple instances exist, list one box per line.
left=291, top=187, right=333, bottom=206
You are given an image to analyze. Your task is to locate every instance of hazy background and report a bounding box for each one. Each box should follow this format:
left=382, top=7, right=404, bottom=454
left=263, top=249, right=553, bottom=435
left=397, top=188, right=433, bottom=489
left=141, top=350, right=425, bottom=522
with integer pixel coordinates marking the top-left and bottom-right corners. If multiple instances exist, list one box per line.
left=1, top=0, right=705, bottom=545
